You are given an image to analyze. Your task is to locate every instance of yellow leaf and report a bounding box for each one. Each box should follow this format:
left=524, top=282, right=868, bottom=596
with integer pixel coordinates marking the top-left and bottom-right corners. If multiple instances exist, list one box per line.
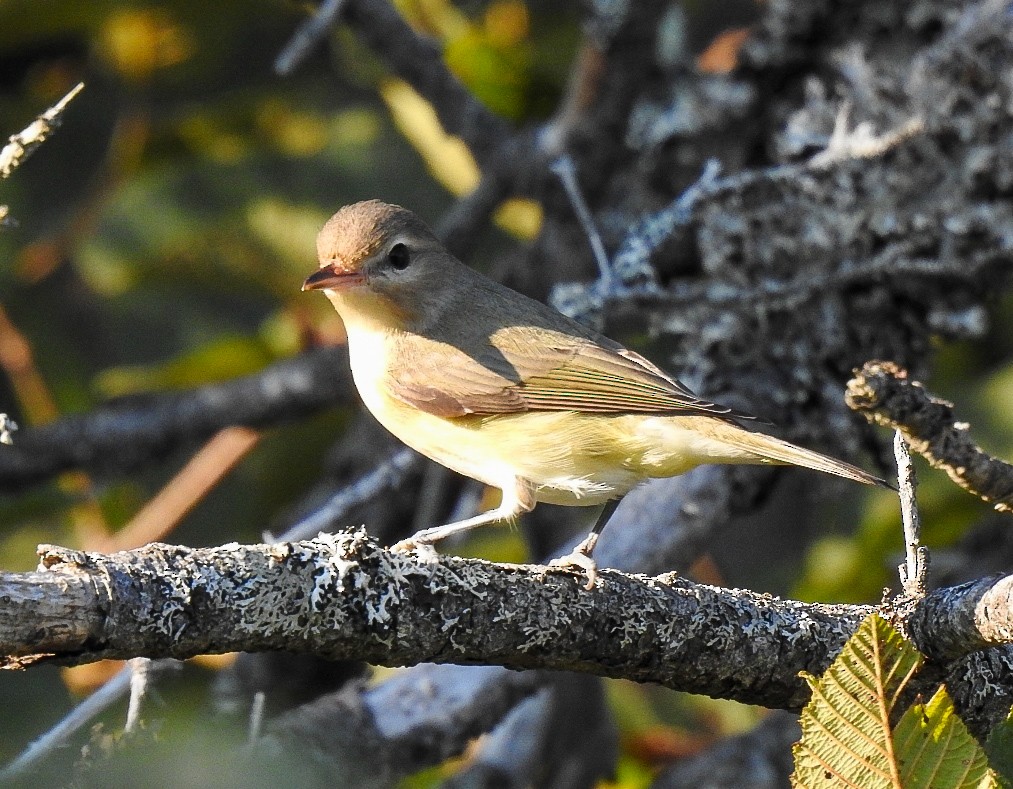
left=378, top=77, right=480, bottom=196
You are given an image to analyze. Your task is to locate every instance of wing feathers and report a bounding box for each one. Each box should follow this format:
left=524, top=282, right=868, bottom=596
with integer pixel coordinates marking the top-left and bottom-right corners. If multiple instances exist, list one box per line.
left=387, top=326, right=754, bottom=421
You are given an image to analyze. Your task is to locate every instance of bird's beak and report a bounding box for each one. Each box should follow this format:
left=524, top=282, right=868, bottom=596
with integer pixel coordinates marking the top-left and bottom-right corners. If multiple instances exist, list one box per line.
left=302, top=264, right=366, bottom=292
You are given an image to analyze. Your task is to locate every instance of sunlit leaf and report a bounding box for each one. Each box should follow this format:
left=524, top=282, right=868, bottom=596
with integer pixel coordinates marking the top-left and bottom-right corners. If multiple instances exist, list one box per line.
left=379, top=77, right=481, bottom=196
left=444, top=28, right=528, bottom=119
left=254, top=99, right=330, bottom=157
left=494, top=197, right=542, bottom=241
left=893, top=687, right=997, bottom=788
left=245, top=198, right=327, bottom=269
left=793, top=614, right=922, bottom=787
left=99, top=9, right=195, bottom=81
left=792, top=614, right=1000, bottom=788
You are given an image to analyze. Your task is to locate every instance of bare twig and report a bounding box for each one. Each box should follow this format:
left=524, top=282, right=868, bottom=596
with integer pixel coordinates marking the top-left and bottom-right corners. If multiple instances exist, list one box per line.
left=125, top=657, right=152, bottom=734
left=0, top=413, right=16, bottom=445
left=1, top=665, right=133, bottom=779
left=609, top=158, right=722, bottom=288
left=0, top=346, right=354, bottom=492
left=275, top=0, right=349, bottom=76
left=847, top=361, right=1013, bottom=512
left=550, top=154, right=614, bottom=289
left=894, top=430, right=928, bottom=597
left=0, top=82, right=84, bottom=180
left=277, top=448, right=419, bottom=542
left=808, top=102, right=924, bottom=170
left=0, top=659, right=178, bottom=779
left=247, top=691, right=267, bottom=746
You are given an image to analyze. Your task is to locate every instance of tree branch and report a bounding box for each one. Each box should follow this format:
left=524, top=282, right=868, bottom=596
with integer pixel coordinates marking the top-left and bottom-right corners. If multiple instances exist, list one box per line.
left=3, top=530, right=1011, bottom=721
left=0, top=347, right=353, bottom=492
left=907, top=574, right=1013, bottom=663
left=1, top=82, right=85, bottom=229
left=4, top=531, right=857, bottom=708
left=259, top=664, right=545, bottom=786
left=847, top=360, right=1013, bottom=512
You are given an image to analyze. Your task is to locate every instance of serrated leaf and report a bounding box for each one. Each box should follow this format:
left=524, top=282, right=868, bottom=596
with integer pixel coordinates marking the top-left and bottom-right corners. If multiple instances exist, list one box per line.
left=985, top=705, right=1013, bottom=786
left=792, top=614, right=1001, bottom=788
left=893, top=686, right=998, bottom=788
left=792, top=613, right=923, bottom=788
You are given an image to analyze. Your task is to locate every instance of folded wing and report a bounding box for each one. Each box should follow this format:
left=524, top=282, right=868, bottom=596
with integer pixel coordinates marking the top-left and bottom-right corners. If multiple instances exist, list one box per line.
left=387, top=324, right=755, bottom=422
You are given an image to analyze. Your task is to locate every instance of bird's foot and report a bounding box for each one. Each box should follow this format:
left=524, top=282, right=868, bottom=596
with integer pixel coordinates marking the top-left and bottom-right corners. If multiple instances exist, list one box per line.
left=389, top=538, right=441, bottom=562
left=549, top=532, right=601, bottom=590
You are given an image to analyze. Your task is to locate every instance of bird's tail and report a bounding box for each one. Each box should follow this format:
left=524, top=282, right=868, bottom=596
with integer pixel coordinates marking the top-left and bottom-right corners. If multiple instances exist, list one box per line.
left=708, top=422, right=891, bottom=488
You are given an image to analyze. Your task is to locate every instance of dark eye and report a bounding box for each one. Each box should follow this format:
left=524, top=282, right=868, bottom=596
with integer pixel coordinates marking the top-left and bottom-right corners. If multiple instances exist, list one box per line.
left=387, top=243, right=410, bottom=270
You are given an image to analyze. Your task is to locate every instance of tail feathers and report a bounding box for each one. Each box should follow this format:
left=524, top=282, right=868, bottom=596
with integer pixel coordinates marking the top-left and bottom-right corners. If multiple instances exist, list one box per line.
left=714, top=426, right=893, bottom=489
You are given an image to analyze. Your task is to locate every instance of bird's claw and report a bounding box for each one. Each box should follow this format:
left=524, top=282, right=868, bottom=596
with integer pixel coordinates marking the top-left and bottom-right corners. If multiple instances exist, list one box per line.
left=389, top=539, right=440, bottom=562
left=549, top=550, right=599, bottom=590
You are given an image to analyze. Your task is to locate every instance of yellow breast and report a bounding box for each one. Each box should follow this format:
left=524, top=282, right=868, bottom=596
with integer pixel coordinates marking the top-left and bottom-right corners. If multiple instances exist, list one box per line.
left=331, top=290, right=723, bottom=507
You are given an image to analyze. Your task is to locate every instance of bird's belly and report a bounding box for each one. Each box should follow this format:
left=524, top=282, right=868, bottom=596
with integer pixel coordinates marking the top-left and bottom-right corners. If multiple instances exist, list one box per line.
left=345, top=332, right=701, bottom=507
left=355, top=382, right=646, bottom=507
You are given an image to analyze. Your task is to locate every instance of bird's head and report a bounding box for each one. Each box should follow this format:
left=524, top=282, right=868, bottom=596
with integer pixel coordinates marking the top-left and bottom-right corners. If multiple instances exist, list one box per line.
left=303, top=200, right=452, bottom=328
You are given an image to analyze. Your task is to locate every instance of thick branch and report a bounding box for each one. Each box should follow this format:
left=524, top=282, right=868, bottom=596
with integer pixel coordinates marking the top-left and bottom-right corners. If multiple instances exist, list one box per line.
left=2, top=531, right=866, bottom=709
left=907, top=574, right=1013, bottom=662
left=3, top=531, right=1010, bottom=717
left=0, top=347, right=353, bottom=492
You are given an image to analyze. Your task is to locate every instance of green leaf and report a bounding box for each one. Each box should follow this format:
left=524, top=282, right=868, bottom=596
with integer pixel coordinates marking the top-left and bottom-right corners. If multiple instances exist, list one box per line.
left=793, top=613, right=923, bottom=788
left=893, top=687, right=998, bottom=788
left=792, top=614, right=1001, bottom=788
left=985, top=705, right=1013, bottom=786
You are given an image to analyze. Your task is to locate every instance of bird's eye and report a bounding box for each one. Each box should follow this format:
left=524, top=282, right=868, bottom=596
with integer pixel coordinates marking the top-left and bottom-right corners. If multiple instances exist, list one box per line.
left=387, top=243, right=410, bottom=270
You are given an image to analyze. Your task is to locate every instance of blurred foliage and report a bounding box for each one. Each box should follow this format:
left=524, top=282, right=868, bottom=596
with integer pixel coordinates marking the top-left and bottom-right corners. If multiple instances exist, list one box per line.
left=0, top=0, right=1011, bottom=786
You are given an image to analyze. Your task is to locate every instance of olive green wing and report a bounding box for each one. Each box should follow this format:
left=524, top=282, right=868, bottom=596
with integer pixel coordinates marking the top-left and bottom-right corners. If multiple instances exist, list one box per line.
left=386, top=324, right=755, bottom=421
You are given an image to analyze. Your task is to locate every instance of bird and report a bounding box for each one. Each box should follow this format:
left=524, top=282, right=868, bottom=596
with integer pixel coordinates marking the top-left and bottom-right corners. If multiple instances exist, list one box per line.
left=303, top=200, right=889, bottom=586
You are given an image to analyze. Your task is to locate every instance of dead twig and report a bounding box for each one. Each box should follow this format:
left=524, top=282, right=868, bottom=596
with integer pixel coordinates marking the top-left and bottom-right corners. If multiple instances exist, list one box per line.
left=847, top=360, right=1013, bottom=512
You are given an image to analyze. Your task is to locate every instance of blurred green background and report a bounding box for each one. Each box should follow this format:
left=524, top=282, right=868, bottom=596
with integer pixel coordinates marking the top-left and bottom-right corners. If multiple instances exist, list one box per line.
left=2, top=0, right=1011, bottom=786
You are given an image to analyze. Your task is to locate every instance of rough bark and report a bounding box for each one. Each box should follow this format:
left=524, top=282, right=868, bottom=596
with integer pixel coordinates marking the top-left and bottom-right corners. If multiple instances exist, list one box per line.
left=3, top=531, right=1010, bottom=736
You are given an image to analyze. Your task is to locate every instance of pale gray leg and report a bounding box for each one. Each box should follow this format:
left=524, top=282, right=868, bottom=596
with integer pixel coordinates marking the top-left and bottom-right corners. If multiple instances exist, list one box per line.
left=391, top=478, right=536, bottom=553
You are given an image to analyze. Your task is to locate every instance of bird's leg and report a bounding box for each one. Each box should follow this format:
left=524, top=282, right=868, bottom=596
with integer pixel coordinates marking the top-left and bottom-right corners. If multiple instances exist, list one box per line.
left=549, top=497, right=622, bottom=590
left=390, top=478, right=536, bottom=555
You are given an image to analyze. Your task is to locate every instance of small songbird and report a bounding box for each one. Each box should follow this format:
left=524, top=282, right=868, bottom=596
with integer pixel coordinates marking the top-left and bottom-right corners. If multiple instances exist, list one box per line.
left=303, top=200, right=887, bottom=584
